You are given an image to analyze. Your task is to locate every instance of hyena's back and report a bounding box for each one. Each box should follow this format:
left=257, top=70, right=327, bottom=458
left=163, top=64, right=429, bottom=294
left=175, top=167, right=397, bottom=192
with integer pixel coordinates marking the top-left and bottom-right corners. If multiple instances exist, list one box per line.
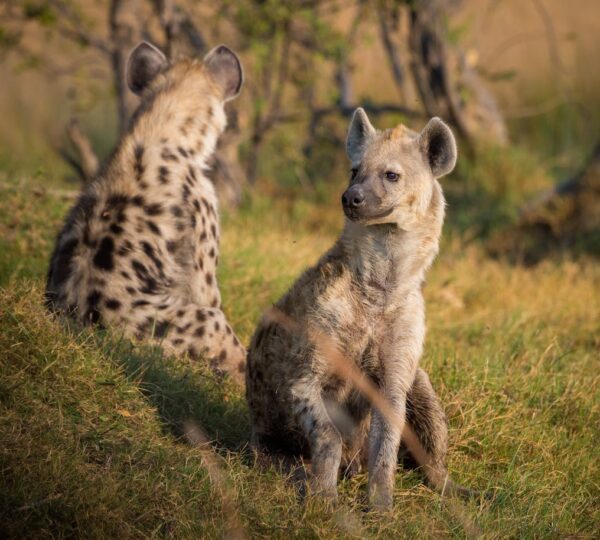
left=46, top=42, right=247, bottom=383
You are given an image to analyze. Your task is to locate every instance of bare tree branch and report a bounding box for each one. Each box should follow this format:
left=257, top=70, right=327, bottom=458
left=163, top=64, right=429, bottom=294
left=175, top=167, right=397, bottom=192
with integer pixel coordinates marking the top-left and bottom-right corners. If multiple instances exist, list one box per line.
left=65, top=119, right=99, bottom=181
left=377, top=0, right=408, bottom=101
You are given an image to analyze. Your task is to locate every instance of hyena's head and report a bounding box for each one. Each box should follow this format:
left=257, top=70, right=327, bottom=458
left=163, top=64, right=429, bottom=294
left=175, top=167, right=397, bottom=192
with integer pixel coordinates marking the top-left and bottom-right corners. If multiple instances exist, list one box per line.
left=125, top=41, right=243, bottom=127
left=342, top=108, right=456, bottom=229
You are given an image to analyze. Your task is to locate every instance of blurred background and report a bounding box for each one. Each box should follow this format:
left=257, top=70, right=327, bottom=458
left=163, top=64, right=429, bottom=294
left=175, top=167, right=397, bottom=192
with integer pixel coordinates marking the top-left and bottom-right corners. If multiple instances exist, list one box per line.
left=0, top=0, right=599, bottom=263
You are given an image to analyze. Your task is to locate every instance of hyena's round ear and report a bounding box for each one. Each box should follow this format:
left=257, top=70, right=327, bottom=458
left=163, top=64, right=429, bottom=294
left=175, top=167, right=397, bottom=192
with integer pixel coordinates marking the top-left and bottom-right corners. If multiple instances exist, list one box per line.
left=346, top=107, right=376, bottom=162
left=126, top=42, right=168, bottom=95
left=203, top=45, right=244, bottom=102
left=418, top=117, right=457, bottom=178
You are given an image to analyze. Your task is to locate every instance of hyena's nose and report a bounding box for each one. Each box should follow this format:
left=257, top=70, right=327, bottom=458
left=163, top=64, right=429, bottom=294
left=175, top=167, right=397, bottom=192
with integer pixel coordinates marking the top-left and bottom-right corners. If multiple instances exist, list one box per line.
left=342, top=186, right=365, bottom=209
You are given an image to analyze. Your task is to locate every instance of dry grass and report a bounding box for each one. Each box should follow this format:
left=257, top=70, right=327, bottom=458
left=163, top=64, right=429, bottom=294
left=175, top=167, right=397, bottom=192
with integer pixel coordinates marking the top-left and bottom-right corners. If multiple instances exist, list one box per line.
left=0, top=171, right=598, bottom=538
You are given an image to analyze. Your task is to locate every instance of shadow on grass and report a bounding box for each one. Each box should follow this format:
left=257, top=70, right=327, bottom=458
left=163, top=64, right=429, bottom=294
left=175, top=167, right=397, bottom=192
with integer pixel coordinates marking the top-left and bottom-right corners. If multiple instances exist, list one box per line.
left=95, top=332, right=251, bottom=454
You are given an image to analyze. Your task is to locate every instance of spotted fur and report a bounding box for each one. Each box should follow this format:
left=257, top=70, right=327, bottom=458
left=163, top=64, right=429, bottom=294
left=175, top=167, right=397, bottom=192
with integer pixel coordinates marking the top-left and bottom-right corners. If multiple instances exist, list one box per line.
left=46, top=42, right=246, bottom=384
left=246, top=110, right=465, bottom=508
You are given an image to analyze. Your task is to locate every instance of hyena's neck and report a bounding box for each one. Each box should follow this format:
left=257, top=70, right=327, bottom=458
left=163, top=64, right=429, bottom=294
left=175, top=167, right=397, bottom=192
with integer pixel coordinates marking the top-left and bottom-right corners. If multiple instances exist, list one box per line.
left=114, top=85, right=226, bottom=179
left=340, top=183, right=445, bottom=294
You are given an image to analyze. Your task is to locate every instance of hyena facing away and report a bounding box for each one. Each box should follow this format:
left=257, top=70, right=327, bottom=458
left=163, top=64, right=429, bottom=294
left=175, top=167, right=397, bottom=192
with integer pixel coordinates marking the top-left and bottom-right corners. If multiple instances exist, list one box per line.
left=46, top=42, right=246, bottom=384
left=247, top=109, right=472, bottom=509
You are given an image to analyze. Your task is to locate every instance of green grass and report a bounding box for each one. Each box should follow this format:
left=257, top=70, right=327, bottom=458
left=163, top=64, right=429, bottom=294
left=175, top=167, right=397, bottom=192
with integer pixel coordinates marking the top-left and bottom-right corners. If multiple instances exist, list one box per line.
left=0, top=166, right=598, bottom=538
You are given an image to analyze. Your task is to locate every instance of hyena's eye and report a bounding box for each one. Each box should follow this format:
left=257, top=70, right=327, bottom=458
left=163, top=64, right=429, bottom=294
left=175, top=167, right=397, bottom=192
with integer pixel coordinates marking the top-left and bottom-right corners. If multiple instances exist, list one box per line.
left=384, top=171, right=399, bottom=182
left=350, top=168, right=358, bottom=179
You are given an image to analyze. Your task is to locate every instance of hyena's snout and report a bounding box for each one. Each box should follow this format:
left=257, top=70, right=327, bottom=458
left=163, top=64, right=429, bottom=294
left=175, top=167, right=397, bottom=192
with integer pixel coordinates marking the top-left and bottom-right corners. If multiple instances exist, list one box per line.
left=342, top=185, right=366, bottom=219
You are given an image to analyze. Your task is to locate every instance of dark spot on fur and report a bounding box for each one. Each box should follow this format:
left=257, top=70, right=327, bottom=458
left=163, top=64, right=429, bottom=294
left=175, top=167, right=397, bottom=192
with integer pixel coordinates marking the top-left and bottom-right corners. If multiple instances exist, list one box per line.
left=194, top=326, right=205, bottom=337
left=205, top=273, right=213, bottom=286
left=132, top=195, right=145, bottom=207
left=158, top=166, right=169, bottom=184
left=177, top=146, right=188, bottom=158
left=132, top=299, right=150, bottom=308
left=93, top=236, right=115, bottom=271
left=110, top=223, right=123, bottom=235
left=166, top=240, right=177, bottom=254
left=146, top=220, right=161, bottom=235
left=85, top=290, right=102, bottom=324
left=172, top=338, right=184, bottom=346
left=208, top=247, right=215, bottom=258
left=105, top=298, right=121, bottom=310
left=181, top=184, right=190, bottom=202
left=134, top=144, right=145, bottom=181
left=160, top=148, right=179, bottom=162
left=131, top=259, right=159, bottom=295
left=195, top=310, right=206, bottom=322
left=176, top=309, right=185, bottom=317
left=107, top=194, right=130, bottom=208
left=177, top=323, right=191, bottom=334
left=170, top=205, right=183, bottom=218
left=144, top=203, right=163, bottom=216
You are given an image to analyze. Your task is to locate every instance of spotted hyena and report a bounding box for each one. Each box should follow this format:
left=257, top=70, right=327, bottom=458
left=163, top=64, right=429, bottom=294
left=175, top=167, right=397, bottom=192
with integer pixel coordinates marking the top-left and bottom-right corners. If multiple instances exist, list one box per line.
left=246, top=109, right=472, bottom=509
left=46, top=42, right=246, bottom=384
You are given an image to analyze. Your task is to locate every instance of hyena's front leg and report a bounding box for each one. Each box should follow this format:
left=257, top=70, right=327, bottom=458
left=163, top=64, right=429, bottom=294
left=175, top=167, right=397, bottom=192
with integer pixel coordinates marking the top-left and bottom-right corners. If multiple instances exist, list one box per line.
left=367, top=392, right=408, bottom=510
left=368, top=307, right=424, bottom=510
left=292, top=381, right=343, bottom=499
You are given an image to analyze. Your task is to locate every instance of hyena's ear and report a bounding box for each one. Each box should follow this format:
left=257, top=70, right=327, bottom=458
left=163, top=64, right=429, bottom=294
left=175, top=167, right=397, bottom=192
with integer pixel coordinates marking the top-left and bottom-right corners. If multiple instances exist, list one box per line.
left=126, top=42, right=168, bottom=95
left=203, top=45, right=244, bottom=101
left=346, top=107, right=376, bottom=162
left=418, top=117, right=457, bottom=178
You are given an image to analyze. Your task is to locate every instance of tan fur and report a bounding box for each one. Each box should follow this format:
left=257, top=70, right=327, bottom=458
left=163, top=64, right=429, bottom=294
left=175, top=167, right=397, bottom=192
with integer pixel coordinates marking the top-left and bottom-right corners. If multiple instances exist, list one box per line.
left=246, top=110, right=461, bottom=509
left=46, top=44, right=246, bottom=384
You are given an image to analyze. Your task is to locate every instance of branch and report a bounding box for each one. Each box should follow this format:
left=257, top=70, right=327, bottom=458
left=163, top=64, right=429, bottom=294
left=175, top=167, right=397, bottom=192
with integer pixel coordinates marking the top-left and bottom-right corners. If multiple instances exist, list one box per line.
left=312, top=103, right=424, bottom=121
left=66, top=119, right=99, bottom=181
left=376, top=1, right=407, bottom=100
left=150, top=0, right=206, bottom=58
left=46, top=0, right=112, bottom=55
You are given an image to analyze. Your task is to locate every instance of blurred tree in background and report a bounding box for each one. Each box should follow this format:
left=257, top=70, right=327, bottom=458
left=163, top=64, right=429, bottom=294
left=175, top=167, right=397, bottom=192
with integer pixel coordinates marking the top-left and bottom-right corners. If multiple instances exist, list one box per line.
left=0, top=1, right=508, bottom=191
left=0, top=0, right=598, bottom=258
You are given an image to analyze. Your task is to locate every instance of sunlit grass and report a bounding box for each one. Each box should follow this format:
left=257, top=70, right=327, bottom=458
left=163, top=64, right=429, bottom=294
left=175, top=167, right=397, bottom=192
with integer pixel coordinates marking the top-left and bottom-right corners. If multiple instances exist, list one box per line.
left=0, top=169, right=598, bottom=537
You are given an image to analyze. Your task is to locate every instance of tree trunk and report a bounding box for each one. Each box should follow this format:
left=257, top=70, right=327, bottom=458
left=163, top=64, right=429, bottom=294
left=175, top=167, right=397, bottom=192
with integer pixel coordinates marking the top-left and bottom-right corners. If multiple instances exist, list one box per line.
left=109, top=0, right=141, bottom=134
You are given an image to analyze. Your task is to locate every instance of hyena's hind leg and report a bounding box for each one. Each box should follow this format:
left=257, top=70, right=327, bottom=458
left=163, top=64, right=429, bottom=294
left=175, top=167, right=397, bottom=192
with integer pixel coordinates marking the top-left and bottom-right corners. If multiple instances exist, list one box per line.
left=136, top=301, right=246, bottom=384
left=404, top=368, right=476, bottom=498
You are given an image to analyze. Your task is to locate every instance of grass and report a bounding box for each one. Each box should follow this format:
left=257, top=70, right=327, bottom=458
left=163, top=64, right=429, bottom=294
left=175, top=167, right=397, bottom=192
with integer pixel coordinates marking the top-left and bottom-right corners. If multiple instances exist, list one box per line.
left=0, top=162, right=599, bottom=538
